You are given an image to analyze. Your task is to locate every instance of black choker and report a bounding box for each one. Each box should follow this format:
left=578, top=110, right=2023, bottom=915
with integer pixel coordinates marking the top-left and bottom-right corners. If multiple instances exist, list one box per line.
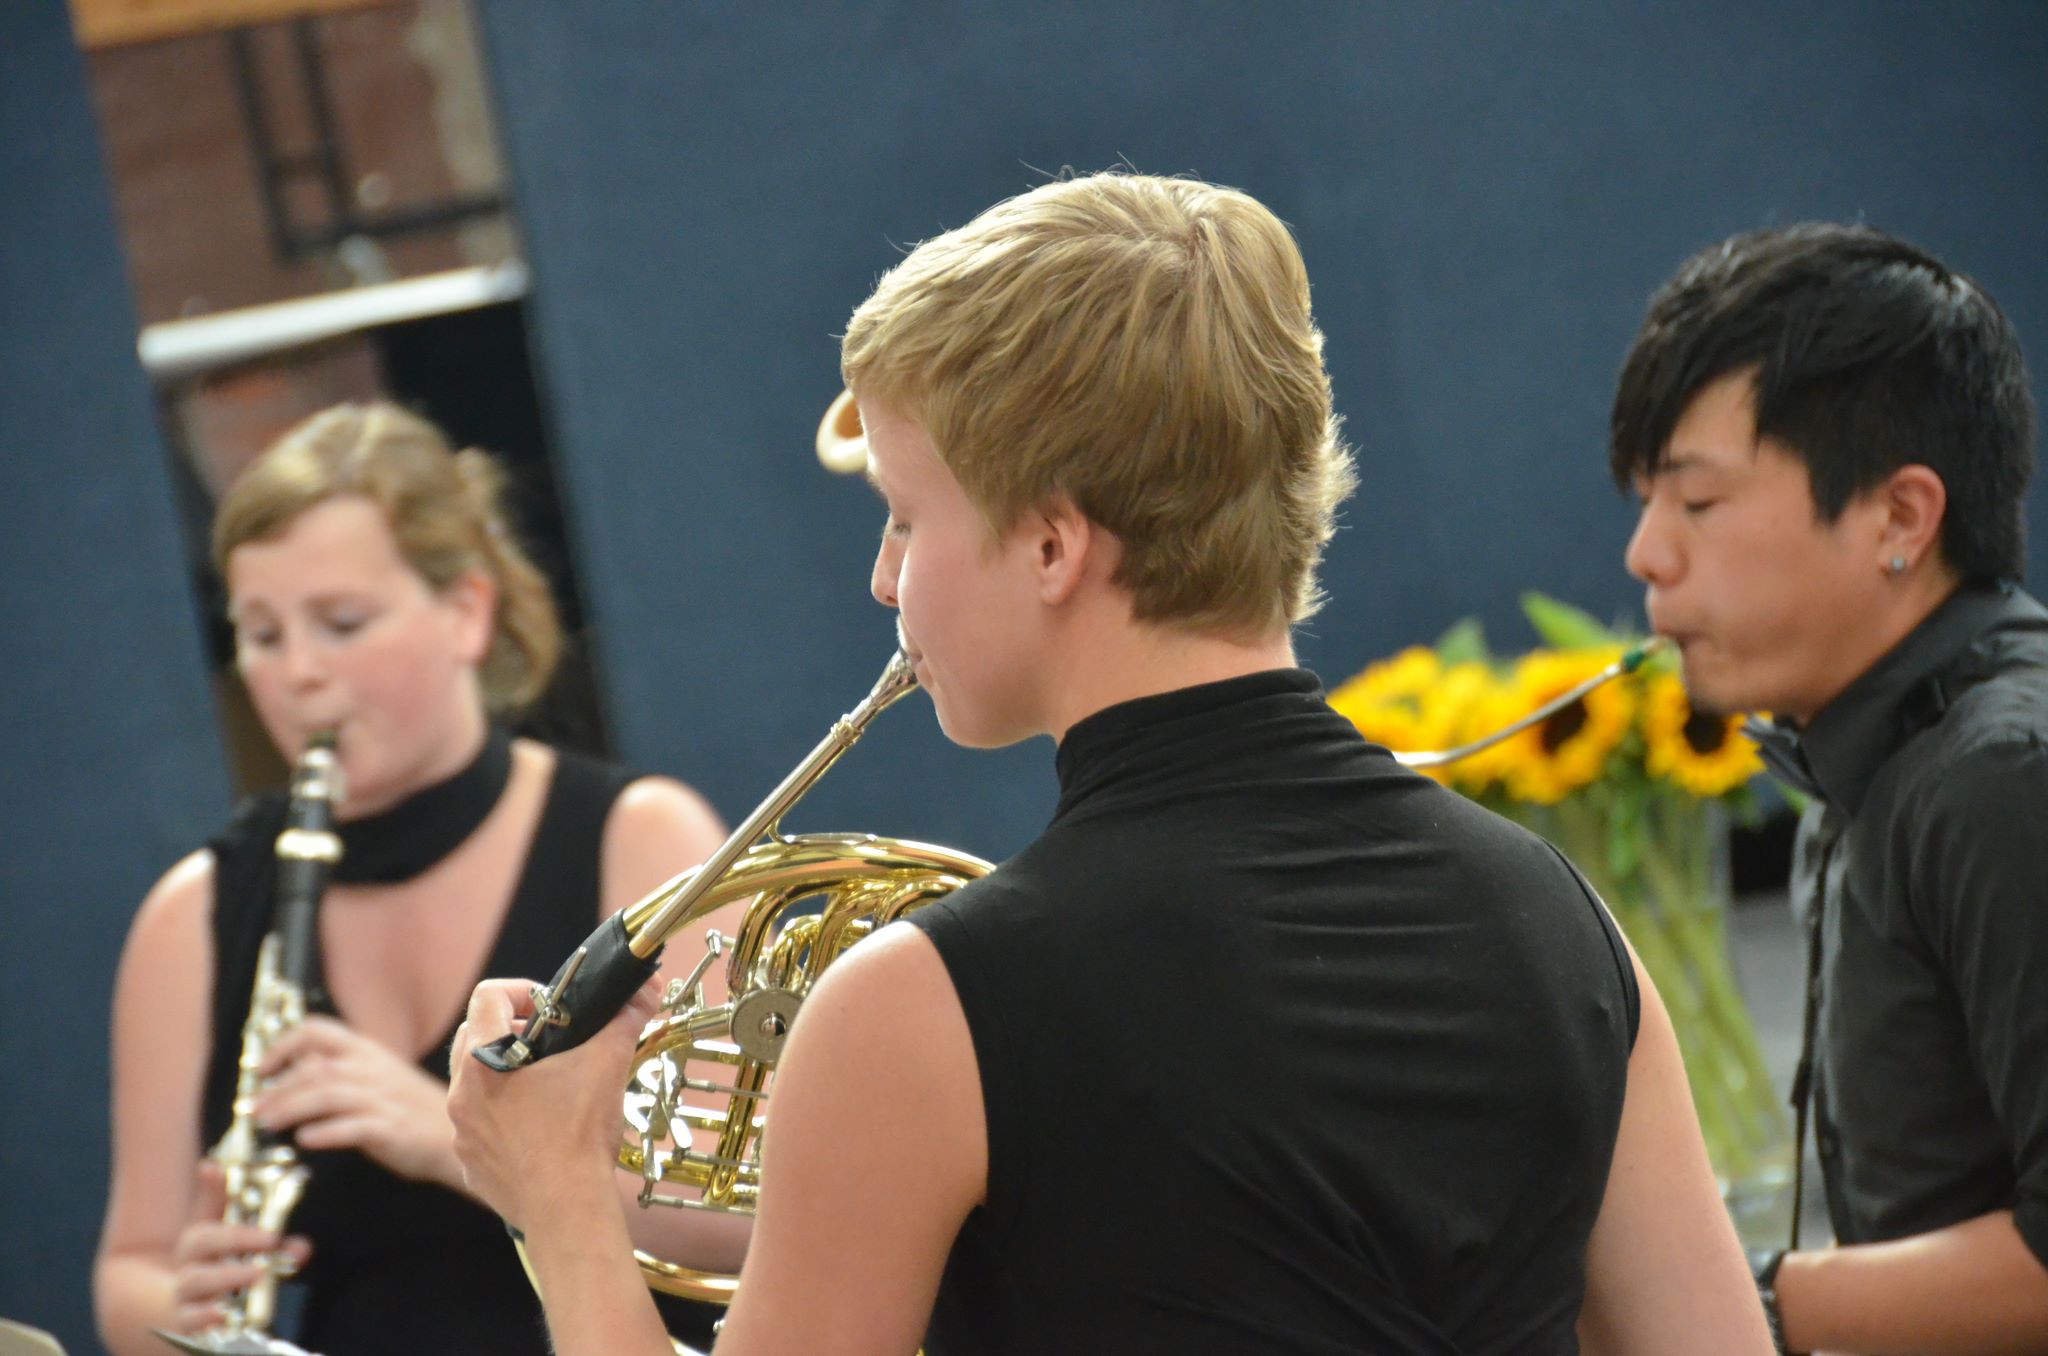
left=331, top=727, right=514, bottom=885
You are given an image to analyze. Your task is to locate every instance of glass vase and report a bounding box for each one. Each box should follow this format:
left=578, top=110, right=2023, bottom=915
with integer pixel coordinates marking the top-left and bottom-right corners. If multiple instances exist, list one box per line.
left=1514, top=785, right=1793, bottom=1244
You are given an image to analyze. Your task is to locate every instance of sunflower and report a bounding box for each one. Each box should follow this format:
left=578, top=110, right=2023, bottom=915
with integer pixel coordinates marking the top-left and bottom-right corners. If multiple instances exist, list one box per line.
left=1335, top=696, right=1427, bottom=758
left=1482, top=649, right=1636, bottom=805
left=1641, top=672, right=1763, bottom=796
left=1328, top=646, right=1442, bottom=756
left=1408, top=661, right=1503, bottom=788
left=1330, top=646, right=1441, bottom=709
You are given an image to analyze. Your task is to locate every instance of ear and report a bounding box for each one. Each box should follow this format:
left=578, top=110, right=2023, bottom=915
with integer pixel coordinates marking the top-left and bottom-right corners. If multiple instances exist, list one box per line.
left=1875, top=464, right=1948, bottom=573
left=441, top=568, right=498, bottom=666
left=1024, top=496, right=1099, bottom=607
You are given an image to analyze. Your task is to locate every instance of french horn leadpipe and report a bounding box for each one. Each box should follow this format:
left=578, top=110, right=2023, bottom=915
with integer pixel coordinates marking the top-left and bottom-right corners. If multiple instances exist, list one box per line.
left=1392, top=637, right=1667, bottom=769
left=159, top=734, right=342, bottom=1356
left=474, top=652, right=921, bottom=1073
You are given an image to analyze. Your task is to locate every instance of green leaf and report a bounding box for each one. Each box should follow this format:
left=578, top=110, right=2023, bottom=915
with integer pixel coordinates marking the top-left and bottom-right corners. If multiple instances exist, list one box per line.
left=1521, top=592, right=1620, bottom=651
left=1431, top=617, right=1490, bottom=667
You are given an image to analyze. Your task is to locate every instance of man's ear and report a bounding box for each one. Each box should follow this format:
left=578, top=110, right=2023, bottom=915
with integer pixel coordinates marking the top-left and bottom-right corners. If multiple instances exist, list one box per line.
left=1029, top=496, right=1096, bottom=607
left=1877, top=464, right=1948, bottom=574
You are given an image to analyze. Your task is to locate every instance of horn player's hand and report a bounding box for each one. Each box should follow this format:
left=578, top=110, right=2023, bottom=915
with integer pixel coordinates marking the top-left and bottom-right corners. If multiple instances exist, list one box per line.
left=445, top=975, right=661, bottom=1229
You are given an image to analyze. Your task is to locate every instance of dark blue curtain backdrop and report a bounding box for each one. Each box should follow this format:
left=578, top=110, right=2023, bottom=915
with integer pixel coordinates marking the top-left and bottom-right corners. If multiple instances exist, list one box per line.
left=3, top=4, right=2046, bottom=1351
left=479, top=2, right=2048, bottom=863
left=0, top=0, right=232, bottom=1346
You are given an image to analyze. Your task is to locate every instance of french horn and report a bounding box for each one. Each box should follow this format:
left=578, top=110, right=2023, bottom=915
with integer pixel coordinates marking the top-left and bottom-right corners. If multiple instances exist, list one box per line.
left=476, top=651, right=992, bottom=1312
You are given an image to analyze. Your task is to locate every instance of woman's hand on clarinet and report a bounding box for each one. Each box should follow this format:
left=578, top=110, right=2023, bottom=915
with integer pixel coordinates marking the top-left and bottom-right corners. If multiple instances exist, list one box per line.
left=256, top=1014, right=462, bottom=1189
left=445, top=975, right=661, bottom=1230
left=165, top=1159, right=313, bottom=1335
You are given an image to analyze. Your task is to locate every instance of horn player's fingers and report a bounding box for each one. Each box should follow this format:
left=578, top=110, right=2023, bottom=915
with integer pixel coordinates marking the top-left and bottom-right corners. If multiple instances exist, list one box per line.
left=449, top=977, right=536, bottom=1077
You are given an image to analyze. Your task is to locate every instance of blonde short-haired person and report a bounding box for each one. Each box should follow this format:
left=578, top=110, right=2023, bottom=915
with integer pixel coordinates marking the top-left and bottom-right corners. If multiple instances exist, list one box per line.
left=447, top=173, right=1772, bottom=1354
left=94, top=404, right=739, bottom=1356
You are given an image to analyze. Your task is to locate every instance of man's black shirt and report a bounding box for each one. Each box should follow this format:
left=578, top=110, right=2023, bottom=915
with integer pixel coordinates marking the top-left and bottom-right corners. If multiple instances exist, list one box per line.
left=1777, top=583, right=2048, bottom=1264
left=907, top=668, right=1639, bottom=1355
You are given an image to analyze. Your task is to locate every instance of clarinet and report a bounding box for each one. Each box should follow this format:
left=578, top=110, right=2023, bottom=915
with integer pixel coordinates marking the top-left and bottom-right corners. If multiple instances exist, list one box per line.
left=159, top=734, right=342, bottom=1356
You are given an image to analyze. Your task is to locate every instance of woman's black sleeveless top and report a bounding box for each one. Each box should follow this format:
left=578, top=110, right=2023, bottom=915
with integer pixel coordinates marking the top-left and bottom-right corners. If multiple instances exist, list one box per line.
left=200, top=747, right=634, bottom=1355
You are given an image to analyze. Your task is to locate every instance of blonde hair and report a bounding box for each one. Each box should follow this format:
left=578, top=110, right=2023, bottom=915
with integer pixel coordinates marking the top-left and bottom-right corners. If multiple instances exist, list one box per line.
left=842, top=171, right=1356, bottom=635
left=212, top=401, right=562, bottom=712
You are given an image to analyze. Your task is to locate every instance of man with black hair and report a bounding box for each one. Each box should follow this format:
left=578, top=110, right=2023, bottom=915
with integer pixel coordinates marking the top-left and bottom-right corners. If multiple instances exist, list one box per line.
left=1614, top=222, right=2048, bottom=1354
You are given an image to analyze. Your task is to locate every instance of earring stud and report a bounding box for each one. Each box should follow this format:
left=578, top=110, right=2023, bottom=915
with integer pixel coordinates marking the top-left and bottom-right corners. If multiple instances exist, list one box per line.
left=1889, top=555, right=1908, bottom=574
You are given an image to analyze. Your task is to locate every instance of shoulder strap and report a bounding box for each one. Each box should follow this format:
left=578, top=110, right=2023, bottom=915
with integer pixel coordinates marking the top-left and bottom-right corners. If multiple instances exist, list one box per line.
left=487, top=748, right=640, bottom=989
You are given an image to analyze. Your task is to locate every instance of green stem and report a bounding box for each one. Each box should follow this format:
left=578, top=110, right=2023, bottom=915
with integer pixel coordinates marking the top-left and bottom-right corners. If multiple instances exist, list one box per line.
left=1632, top=849, right=1777, bottom=1168
left=1539, top=791, right=1789, bottom=1183
left=1641, top=793, right=1787, bottom=1148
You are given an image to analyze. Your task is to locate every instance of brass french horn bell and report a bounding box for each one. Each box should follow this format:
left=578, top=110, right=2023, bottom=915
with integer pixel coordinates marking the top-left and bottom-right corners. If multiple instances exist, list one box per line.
left=815, top=388, right=868, bottom=475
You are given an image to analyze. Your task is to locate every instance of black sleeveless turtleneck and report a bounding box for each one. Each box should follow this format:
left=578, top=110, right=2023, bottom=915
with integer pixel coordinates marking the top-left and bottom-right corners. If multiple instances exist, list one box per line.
left=906, top=669, right=1639, bottom=1356
left=201, top=745, right=639, bottom=1355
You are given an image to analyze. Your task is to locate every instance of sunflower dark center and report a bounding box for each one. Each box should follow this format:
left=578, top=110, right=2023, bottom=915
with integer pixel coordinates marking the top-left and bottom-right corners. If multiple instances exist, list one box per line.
left=1682, top=710, right=1727, bottom=755
left=1540, top=699, right=1588, bottom=752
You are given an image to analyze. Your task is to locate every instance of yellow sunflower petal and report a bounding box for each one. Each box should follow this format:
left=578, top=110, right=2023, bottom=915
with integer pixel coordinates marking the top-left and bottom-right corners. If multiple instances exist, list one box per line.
left=1642, top=673, right=1762, bottom=797
left=1490, top=649, right=1635, bottom=805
